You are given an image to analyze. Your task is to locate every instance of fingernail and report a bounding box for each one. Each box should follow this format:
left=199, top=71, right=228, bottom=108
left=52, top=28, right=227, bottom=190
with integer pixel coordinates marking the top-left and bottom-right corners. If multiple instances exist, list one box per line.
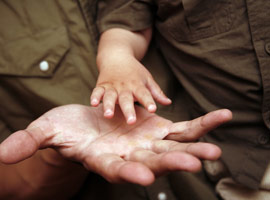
left=127, top=116, right=136, bottom=124
left=91, top=98, right=98, bottom=105
left=148, top=104, right=156, bottom=112
left=104, top=109, right=113, bottom=117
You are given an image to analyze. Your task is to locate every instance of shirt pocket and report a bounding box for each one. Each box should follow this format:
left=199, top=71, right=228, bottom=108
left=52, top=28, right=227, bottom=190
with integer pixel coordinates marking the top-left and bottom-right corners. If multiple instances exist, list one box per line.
left=167, top=0, right=233, bottom=41
left=0, top=26, right=70, bottom=77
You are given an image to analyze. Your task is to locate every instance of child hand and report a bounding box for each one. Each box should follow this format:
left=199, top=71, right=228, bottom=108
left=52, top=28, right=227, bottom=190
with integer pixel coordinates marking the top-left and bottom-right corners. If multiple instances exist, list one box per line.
left=90, top=56, right=171, bottom=124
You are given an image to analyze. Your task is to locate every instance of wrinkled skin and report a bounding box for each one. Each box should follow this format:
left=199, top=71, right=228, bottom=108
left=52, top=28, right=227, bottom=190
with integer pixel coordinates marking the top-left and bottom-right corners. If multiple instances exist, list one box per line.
left=0, top=104, right=232, bottom=186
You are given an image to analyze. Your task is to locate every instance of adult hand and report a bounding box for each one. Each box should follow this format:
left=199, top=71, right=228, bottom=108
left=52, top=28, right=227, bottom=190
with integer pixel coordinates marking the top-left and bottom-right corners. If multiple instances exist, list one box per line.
left=0, top=104, right=232, bottom=186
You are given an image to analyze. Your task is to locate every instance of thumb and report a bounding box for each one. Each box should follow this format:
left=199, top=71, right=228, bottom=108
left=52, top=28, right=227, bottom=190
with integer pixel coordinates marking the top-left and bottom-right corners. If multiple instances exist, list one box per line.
left=0, top=127, right=46, bottom=164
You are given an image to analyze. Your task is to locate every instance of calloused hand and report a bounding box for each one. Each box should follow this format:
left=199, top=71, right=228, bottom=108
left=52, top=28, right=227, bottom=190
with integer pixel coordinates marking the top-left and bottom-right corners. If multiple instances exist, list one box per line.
left=0, top=104, right=232, bottom=186
left=90, top=56, right=171, bottom=124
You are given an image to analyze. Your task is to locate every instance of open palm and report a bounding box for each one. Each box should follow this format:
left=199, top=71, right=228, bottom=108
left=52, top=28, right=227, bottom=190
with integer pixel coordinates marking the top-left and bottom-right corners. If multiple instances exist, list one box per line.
left=0, top=104, right=232, bottom=185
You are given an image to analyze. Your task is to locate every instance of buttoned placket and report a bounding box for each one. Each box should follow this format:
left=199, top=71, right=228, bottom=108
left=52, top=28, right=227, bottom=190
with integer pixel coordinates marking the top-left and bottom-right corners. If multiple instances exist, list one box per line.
left=77, top=0, right=99, bottom=51
left=246, top=1, right=270, bottom=133
left=238, top=0, right=270, bottom=188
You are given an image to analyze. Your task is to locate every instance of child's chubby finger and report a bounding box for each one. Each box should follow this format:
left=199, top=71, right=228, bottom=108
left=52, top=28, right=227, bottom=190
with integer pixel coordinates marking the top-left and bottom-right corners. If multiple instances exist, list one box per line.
left=118, top=91, right=136, bottom=124
left=103, top=88, right=118, bottom=118
left=90, top=86, right=105, bottom=106
left=146, top=78, right=171, bottom=105
left=134, top=86, right=157, bottom=113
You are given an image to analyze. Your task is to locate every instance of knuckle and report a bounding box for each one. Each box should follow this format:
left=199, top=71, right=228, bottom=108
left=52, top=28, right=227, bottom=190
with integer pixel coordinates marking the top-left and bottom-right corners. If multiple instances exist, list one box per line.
left=119, top=91, right=132, bottom=100
left=184, top=121, right=193, bottom=135
left=106, top=88, right=118, bottom=97
left=97, top=81, right=115, bottom=89
left=93, top=86, right=105, bottom=95
left=131, top=79, right=143, bottom=85
left=135, top=85, right=148, bottom=94
left=120, top=81, right=125, bottom=87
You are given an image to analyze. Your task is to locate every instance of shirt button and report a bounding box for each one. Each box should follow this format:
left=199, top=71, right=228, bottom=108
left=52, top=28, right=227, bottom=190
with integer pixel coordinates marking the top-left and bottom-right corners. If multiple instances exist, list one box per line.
left=157, top=192, right=167, bottom=200
left=258, top=134, right=270, bottom=145
left=39, top=61, right=49, bottom=71
left=264, top=43, right=270, bottom=55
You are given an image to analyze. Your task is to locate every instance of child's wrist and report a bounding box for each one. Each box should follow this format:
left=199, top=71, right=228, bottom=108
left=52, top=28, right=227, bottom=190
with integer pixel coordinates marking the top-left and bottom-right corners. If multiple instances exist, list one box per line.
left=97, top=51, right=135, bottom=71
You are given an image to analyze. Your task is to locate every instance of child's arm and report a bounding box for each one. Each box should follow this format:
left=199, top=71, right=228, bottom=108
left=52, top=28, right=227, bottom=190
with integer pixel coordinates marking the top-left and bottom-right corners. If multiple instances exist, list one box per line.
left=91, top=28, right=171, bottom=124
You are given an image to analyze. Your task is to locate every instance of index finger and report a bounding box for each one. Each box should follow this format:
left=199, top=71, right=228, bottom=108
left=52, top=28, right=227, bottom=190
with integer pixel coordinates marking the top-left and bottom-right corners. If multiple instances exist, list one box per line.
left=166, top=109, right=232, bottom=141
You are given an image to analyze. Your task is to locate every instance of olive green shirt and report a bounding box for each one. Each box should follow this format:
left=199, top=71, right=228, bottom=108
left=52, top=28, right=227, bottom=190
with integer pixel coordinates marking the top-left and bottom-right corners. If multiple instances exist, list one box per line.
left=97, top=0, right=270, bottom=189
left=0, top=0, right=99, bottom=137
left=1, top=1, right=211, bottom=200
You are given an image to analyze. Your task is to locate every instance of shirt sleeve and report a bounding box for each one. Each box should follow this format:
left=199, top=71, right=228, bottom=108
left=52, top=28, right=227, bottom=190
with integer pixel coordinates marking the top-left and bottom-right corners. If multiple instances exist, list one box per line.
left=97, top=0, right=154, bottom=33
